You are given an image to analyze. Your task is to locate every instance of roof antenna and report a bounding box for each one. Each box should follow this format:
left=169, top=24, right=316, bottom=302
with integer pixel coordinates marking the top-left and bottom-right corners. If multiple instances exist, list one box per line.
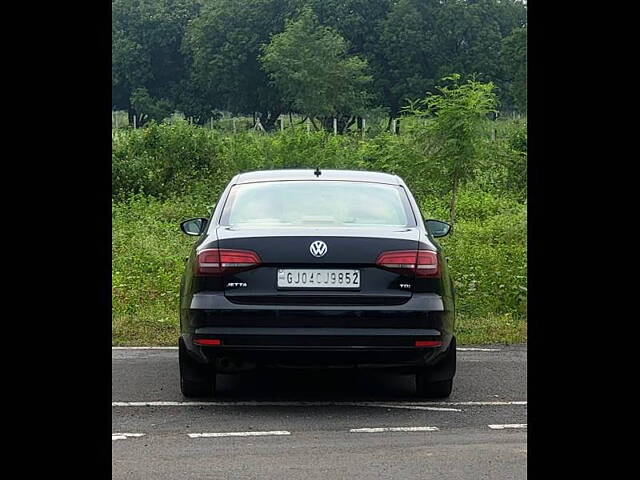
left=314, top=167, right=321, bottom=177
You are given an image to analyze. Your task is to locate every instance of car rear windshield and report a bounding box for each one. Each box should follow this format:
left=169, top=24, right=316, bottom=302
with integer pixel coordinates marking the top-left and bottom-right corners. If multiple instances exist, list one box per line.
left=220, top=181, right=416, bottom=227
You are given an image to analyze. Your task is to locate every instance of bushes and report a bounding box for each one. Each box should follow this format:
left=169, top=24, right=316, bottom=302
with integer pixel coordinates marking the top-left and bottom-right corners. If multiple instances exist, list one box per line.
left=474, top=119, right=527, bottom=200
left=422, top=191, right=527, bottom=321
left=112, top=120, right=230, bottom=199
left=112, top=119, right=521, bottom=203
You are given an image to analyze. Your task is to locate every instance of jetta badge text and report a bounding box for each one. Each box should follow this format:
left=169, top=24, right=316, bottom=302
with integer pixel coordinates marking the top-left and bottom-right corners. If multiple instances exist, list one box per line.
left=309, top=240, right=328, bottom=258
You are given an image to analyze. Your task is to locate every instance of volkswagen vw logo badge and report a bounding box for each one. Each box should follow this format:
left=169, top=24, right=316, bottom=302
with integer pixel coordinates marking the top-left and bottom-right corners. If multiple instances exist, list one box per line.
left=309, top=240, right=328, bottom=258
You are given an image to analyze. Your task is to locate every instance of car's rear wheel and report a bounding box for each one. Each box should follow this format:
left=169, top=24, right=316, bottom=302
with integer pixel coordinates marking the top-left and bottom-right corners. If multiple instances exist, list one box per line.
left=416, top=378, right=453, bottom=398
left=416, top=336, right=456, bottom=398
left=179, top=338, right=216, bottom=398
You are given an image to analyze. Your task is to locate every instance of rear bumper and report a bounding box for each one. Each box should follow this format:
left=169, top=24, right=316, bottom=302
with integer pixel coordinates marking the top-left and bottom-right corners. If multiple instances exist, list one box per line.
left=180, top=292, right=454, bottom=369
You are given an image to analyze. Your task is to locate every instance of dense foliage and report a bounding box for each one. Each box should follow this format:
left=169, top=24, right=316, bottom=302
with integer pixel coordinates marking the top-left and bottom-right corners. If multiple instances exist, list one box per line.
left=112, top=0, right=202, bottom=124
left=112, top=0, right=527, bottom=127
left=260, top=7, right=372, bottom=129
left=404, top=74, right=498, bottom=224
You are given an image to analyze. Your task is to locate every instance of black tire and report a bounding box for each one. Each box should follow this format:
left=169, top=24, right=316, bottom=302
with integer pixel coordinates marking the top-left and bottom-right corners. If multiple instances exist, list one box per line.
left=415, top=378, right=453, bottom=398
left=416, top=337, right=456, bottom=398
left=179, top=338, right=216, bottom=398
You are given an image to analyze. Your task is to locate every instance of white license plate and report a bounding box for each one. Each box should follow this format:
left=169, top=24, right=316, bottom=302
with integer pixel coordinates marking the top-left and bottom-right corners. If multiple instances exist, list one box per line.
left=277, top=269, right=360, bottom=288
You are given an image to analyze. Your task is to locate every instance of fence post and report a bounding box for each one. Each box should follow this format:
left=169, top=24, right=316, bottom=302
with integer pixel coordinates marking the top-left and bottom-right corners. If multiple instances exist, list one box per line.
left=133, top=114, right=137, bottom=129
left=333, top=117, right=337, bottom=135
left=391, top=118, right=396, bottom=134
left=280, top=116, right=284, bottom=132
left=233, top=118, right=237, bottom=134
left=362, top=118, right=366, bottom=139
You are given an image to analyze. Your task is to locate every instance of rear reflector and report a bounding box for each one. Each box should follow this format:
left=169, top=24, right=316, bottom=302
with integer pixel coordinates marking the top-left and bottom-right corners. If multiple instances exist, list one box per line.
left=197, top=248, right=261, bottom=275
left=193, top=338, right=222, bottom=346
left=376, top=250, right=440, bottom=278
left=414, top=340, right=442, bottom=347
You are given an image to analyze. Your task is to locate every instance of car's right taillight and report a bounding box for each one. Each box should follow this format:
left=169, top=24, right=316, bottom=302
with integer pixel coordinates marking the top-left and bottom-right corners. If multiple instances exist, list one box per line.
left=375, top=249, right=440, bottom=278
left=196, top=248, right=262, bottom=276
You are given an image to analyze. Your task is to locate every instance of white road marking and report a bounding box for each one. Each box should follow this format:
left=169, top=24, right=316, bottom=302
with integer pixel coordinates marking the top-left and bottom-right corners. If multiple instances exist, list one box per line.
left=110, top=401, right=461, bottom=411
left=488, top=424, right=527, bottom=430
left=350, top=426, right=439, bottom=433
left=188, top=430, right=291, bottom=438
left=112, top=433, right=145, bottom=441
left=111, top=400, right=524, bottom=409
left=112, top=346, right=501, bottom=351
left=443, top=401, right=526, bottom=406
left=369, top=404, right=461, bottom=412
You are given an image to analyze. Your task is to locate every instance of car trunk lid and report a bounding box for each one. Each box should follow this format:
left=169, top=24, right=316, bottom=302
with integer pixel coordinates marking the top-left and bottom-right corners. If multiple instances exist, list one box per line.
left=216, top=226, right=420, bottom=306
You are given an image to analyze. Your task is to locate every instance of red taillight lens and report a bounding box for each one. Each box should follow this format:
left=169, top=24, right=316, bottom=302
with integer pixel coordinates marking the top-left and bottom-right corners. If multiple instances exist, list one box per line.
left=197, top=249, right=222, bottom=274
left=414, top=340, right=442, bottom=347
left=194, top=338, right=222, bottom=346
left=415, top=250, right=439, bottom=278
left=375, top=250, right=439, bottom=278
left=196, top=248, right=261, bottom=275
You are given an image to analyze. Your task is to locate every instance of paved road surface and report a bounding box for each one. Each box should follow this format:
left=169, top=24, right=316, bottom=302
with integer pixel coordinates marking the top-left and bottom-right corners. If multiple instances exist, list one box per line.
left=112, top=345, right=527, bottom=479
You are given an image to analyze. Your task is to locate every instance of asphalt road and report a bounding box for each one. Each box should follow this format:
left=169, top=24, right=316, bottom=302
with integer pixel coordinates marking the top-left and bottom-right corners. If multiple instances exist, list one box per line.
left=112, top=345, right=527, bottom=479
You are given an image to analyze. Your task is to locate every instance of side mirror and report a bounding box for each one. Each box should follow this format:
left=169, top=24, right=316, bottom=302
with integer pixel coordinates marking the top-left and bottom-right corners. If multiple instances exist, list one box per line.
left=425, top=219, right=452, bottom=238
left=180, top=217, right=208, bottom=236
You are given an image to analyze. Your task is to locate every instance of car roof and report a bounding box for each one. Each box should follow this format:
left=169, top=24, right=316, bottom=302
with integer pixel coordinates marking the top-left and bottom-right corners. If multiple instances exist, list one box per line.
left=234, top=169, right=403, bottom=185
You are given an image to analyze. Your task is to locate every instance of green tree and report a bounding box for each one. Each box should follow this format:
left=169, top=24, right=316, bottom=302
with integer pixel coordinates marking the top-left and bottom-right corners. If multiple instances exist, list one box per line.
left=379, top=0, right=526, bottom=115
left=378, top=0, right=442, bottom=116
left=308, top=0, right=393, bottom=115
left=260, top=7, right=372, bottom=132
left=184, top=0, right=298, bottom=130
left=501, top=27, right=527, bottom=112
left=129, top=88, right=174, bottom=126
left=404, top=74, right=498, bottom=224
left=112, top=0, right=201, bottom=123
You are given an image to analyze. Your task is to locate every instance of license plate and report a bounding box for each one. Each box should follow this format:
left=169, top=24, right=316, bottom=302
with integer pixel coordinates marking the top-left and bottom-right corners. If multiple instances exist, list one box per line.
left=277, top=269, right=360, bottom=288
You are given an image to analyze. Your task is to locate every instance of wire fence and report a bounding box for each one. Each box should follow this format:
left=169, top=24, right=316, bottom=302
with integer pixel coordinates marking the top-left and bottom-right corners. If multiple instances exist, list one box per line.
left=112, top=111, right=525, bottom=138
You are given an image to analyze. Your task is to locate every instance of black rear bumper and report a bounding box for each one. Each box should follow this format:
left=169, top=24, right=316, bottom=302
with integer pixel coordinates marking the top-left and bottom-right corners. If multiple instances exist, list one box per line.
left=180, top=292, right=454, bottom=370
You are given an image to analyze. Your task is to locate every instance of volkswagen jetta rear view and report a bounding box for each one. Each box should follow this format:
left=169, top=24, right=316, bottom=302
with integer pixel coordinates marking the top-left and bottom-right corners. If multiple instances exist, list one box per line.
left=178, top=169, right=456, bottom=398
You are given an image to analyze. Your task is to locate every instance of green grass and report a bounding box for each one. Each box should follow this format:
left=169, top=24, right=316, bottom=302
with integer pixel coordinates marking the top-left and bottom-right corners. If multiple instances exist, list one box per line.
left=112, top=309, right=181, bottom=346
left=455, top=314, right=527, bottom=345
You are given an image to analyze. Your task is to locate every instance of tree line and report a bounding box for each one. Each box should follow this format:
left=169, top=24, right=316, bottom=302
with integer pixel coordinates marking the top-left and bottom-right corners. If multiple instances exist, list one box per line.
left=112, top=0, right=527, bottom=129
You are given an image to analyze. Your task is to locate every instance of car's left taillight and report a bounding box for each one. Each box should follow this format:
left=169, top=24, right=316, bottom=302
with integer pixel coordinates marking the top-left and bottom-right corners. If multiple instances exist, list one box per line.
left=196, top=248, right=262, bottom=276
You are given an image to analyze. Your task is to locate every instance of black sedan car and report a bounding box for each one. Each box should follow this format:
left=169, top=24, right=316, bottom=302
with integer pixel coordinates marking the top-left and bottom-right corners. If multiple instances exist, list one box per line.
left=178, top=169, right=456, bottom=398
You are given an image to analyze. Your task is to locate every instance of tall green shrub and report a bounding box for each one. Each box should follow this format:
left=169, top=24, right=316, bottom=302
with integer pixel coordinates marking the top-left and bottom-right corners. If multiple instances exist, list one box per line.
left=404, top=74, right=498, bottom=224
